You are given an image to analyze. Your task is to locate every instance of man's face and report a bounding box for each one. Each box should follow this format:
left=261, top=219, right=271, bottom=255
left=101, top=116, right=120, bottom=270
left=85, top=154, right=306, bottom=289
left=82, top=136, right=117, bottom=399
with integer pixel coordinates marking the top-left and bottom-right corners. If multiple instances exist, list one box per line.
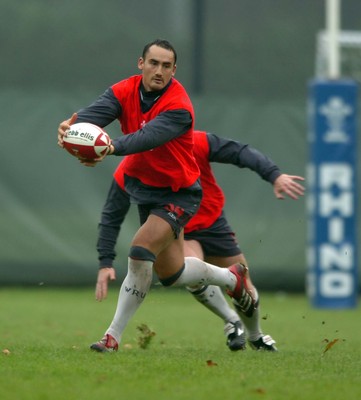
left=138, top=45, right=176, bottom=92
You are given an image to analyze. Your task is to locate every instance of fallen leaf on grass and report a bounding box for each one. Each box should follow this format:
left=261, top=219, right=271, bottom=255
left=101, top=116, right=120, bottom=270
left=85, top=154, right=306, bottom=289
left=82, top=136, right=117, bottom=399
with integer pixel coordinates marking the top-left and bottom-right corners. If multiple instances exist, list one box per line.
left=137, top=323, right=156, bottom=349
left=253, top=387, right=266, bottom=394
left=206, top=359, right=218, bottom=367
left=322, top=338, right=339, bottom=354
left=96, top=375, right=108, bottom=384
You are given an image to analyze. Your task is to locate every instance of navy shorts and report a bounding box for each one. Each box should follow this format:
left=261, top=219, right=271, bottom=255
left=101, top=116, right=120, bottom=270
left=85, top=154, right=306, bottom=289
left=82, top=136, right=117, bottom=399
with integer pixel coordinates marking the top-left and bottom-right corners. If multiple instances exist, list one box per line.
left=184, top=211, right=242, bottom=257
left=125, top=175, right=203, bottom=239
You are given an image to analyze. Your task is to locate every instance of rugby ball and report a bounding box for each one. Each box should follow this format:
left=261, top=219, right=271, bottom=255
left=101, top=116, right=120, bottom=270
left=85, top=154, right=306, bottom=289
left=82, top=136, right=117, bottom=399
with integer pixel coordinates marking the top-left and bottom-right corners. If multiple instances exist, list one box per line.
left=63, top=122, right=111, bottom=160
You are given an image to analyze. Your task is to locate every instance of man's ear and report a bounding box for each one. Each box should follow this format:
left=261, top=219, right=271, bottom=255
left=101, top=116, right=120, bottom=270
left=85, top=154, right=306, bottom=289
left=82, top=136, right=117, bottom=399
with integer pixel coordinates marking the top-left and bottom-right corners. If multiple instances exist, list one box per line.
left=138, top=57, right=144, bottom=71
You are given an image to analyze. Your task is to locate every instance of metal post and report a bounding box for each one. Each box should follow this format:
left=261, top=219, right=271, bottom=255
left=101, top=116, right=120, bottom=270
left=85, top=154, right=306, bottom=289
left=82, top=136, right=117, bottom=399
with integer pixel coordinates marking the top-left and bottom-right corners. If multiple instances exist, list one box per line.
left=192, top=0, right=205, bottom=94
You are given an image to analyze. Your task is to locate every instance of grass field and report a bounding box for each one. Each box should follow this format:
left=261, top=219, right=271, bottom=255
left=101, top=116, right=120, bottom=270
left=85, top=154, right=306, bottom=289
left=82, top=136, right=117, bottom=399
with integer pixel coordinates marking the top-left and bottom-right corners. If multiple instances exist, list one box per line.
left=0, top=287, right=360, bottom=400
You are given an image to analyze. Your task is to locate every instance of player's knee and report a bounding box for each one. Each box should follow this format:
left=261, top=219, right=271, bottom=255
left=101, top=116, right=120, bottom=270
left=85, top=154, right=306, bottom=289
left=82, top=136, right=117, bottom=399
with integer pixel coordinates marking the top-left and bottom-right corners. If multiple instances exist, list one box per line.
left=159, top=265, right=185, bottom=287
left=129, top=246, right=156, bottom=262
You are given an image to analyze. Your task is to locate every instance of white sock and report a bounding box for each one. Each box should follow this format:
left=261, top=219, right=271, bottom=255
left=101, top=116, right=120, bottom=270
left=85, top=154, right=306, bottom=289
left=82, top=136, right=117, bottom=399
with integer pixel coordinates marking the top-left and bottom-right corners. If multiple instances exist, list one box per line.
left=106, top=257, right=153, bottom=343
left=236, top=288, right=263, bottom=341
left=188, top=285, right=240, bottom=324
left=172, top=257, right=237, bottom=291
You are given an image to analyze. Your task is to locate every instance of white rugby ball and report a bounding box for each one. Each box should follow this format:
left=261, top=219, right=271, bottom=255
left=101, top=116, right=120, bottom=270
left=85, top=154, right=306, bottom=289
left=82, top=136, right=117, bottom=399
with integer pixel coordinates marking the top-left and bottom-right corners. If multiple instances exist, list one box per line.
left=63, top=122, right=111, bottom=160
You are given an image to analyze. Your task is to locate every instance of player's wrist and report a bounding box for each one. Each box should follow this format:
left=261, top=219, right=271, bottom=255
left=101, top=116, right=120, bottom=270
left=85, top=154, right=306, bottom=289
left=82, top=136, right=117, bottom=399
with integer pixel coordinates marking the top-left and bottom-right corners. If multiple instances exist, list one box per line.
left=99, top=258, right=115, bottom=269
left=99, top=265, right=114, bottom=270
left=108, top=144, right=115, bottom=155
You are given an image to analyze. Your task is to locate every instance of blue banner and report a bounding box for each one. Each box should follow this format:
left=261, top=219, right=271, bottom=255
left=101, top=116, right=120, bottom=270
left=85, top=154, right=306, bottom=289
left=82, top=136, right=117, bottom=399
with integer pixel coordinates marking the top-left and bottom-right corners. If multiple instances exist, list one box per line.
left=307, top=79, right=358, bottom=308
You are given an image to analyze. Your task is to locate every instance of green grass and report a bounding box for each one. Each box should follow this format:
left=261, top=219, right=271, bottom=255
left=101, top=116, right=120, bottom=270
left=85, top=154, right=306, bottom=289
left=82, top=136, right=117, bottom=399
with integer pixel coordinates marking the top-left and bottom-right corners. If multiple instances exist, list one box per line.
left=1, top=287, right=360, bottom=400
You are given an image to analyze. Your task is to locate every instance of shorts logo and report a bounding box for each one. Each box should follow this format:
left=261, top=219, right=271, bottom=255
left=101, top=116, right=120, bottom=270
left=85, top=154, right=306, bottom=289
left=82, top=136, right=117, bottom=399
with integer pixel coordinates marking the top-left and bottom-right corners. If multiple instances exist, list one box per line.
left=165, top=203, right=185, bottom=221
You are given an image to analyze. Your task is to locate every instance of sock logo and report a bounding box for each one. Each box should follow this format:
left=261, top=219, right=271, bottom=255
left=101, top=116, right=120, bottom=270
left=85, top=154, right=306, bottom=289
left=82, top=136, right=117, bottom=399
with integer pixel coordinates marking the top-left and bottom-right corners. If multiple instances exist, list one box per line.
left=125, top=286, right=146, bottom=299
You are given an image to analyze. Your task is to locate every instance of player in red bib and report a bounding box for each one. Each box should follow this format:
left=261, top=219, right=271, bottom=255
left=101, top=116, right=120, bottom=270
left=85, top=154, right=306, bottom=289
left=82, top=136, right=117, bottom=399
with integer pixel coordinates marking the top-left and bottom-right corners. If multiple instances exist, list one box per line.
left=58, top=40, right=268, bottom=353
left=95, top=131, right=305, bottom=351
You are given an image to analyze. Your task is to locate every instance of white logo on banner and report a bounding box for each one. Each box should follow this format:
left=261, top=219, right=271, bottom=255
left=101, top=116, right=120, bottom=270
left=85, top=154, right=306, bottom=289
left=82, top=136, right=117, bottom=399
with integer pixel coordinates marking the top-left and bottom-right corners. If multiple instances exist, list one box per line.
left=318, top=163, right=354, bottom=298
left=319, top=97, right=352, bottom=143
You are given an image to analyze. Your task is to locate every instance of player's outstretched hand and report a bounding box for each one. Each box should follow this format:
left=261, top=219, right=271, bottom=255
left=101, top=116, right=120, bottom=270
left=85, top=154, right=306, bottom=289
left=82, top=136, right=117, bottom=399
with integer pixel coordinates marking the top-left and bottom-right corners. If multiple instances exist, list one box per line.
left=95, top=267, right=116, bottom=301
left=273, top=174, right=305, bottom=200
left=57, top=112, right=78, bottom=147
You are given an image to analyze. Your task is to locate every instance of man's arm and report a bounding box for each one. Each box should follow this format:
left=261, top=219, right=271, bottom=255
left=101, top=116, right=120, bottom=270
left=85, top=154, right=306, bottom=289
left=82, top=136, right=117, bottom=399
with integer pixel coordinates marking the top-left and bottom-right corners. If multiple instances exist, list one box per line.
left=58, top=87, right=192, bottom=161
left=206, top=132, right=305, bottom=200
left=75, top=87, right=192, bottom=155
left=97, top=180, right=131, bottom=268
left=111, top=109, right=192, bottom=155
left=57, top=88, right=121, bottom=148
left=76, top=88, right=122, bottom=127
left=95, top=179, right=131, bottom=301
left=206, top=132, right=281, bottom=183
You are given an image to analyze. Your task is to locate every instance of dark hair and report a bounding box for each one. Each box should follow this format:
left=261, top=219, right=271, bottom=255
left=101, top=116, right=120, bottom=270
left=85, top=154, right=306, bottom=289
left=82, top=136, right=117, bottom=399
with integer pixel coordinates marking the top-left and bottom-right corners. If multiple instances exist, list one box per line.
left=142, top=39, right=177, bottom=64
